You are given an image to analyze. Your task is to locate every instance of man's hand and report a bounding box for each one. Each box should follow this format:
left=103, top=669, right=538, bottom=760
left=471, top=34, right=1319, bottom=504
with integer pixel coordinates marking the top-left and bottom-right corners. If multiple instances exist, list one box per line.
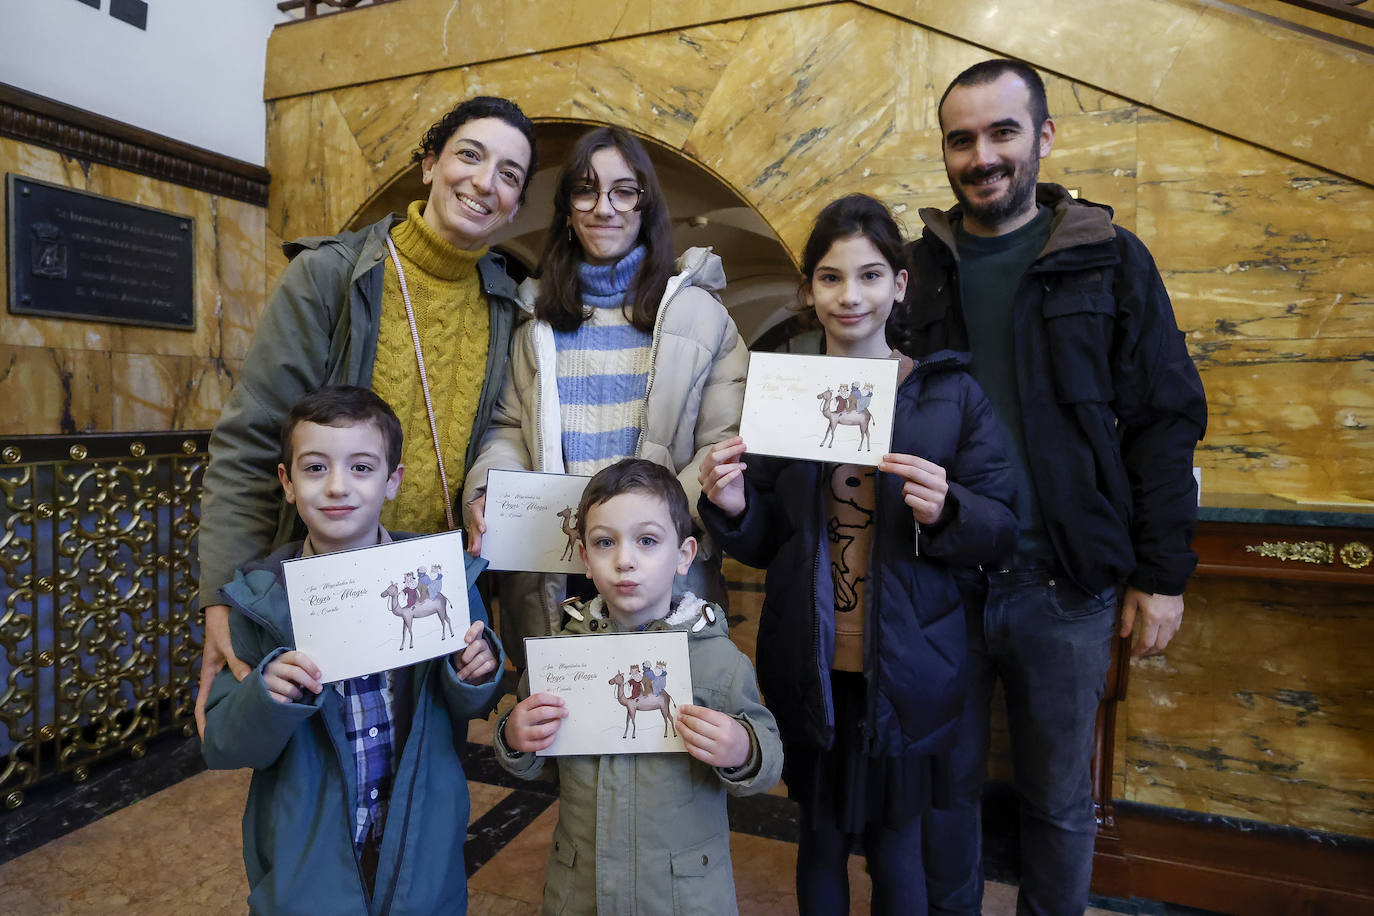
left=465, top=493, right=487, bottom=556
left=452, top=620, right=497, bottom=684
left=195, top=604, right=252, bottom=737
left=505, top=693, right=567, bottom=753
left=1119, top=587, right=1184, bottom=658
left=698, top=438, right=748, bottom=518
left=677, top=704, right=750, bottom=769
left=262, top=650, right=323, bottom=704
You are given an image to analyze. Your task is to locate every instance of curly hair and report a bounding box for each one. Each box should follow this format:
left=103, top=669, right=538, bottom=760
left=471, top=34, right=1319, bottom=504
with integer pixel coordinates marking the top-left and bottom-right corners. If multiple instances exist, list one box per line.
left=411, top=96, right=537, bottom=203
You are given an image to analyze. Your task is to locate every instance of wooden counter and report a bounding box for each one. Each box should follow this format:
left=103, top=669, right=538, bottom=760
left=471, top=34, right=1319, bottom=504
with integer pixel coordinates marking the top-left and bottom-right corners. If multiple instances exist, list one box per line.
left=1090, top=495, right=1374, bottom=913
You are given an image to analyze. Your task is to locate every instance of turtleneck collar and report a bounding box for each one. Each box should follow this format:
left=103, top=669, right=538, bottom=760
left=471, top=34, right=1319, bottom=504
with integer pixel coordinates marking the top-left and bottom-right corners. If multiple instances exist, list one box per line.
left=578, top=244, right=647, bottom=300
left=390, top=201, right=488, bottom=280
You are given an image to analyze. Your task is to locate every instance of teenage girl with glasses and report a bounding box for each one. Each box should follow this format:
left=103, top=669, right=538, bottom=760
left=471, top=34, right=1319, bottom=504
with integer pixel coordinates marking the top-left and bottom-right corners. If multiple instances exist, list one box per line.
left=463, top=126, right=748, bottom=665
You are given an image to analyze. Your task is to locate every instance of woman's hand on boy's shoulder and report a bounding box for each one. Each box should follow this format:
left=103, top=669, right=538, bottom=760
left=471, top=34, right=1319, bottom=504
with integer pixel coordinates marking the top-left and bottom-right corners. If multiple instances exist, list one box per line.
left=263, top=650, right=323, bottom=705
left=699, top=437, right=749, bottom=518
left=506, top=693, right=568, bottom=753
left=452, top=621, right=498, bottom=684
left=879, top=452, right=949, bottom=525
left=194, top=604, right=252, bottom=737
left=676, top=704, right=750, bottom=770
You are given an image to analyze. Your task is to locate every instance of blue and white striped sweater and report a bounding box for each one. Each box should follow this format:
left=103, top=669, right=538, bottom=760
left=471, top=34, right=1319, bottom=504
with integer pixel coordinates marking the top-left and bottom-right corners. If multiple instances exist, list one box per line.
left=556, top=246, right=653, bottom=475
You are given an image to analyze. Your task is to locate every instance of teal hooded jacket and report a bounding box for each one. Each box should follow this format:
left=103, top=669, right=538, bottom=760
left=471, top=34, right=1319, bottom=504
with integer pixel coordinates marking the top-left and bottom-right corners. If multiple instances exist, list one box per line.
left=202, top=541, right=504, bottom=915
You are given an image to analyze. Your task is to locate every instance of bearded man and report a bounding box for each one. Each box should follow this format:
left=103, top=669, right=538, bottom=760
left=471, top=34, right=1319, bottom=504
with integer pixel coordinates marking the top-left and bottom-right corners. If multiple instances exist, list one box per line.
left=895, top=59, right=1207, bottom=916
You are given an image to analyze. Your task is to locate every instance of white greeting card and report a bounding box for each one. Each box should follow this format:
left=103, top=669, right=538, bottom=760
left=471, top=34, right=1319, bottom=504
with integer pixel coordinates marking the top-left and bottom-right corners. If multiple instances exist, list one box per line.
left=480, top=469, right=592, bottom=574
left=525, top=631, right=693, bottom=756
left=739, top=351, right=900, bottom=466
left=283, top=530, right=471, bottom=683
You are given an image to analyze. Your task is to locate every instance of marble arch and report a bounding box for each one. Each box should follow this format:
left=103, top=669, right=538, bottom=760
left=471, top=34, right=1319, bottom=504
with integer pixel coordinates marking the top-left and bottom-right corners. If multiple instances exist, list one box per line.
left=268, top=5, right=956, bottom=262
left=265, top=4, right=990, bottom=344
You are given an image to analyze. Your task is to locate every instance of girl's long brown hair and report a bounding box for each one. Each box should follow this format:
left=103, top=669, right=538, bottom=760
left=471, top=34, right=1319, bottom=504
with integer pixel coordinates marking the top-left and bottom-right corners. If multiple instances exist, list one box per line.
left=535, top=127, right=675, bottom=333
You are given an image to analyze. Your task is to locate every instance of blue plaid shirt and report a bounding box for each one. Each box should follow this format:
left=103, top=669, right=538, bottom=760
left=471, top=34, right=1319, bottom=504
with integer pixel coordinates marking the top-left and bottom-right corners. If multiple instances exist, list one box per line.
left=300, top=529, right=401, bottom=854
left=337, top=671, right=397, bottom=850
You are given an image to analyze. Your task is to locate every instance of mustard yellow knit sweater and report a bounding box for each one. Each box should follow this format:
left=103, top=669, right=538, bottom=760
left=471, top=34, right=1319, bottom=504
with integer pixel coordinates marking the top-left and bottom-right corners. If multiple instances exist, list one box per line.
left=372, top=201, right=490, bottom=533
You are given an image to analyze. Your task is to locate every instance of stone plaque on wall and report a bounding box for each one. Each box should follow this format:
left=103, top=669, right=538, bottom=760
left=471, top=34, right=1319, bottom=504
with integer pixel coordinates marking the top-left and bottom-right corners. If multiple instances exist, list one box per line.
left=7, top=175, right=195, bottom=330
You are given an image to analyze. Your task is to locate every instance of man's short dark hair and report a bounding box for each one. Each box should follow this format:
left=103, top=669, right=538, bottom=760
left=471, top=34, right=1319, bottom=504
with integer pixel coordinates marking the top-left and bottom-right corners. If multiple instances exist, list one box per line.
left=412, top=95, right=538, bottom=203
left=577, top=459, right=692, bottom=544
left=938, top=59, right=1050, bottom=132
left=280, top=385, right=403, bottom=476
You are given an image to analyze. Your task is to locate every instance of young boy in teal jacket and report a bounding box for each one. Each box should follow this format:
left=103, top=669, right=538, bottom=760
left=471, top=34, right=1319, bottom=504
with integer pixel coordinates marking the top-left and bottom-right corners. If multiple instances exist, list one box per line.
left=201, top=386, right=505, bottom=915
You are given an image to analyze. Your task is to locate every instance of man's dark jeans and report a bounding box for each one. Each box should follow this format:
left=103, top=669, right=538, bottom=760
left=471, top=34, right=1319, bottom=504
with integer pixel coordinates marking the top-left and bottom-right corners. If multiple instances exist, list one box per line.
left=924, top=565, right=1118, bottom=916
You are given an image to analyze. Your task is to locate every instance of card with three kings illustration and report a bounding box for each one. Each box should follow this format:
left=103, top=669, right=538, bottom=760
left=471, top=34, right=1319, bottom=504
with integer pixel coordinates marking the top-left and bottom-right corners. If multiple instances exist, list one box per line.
left=525, top=630, right=693, bottom=756
left=283, top=530, right=471, bottom=683
left=739, top=351, right=899, bottom=467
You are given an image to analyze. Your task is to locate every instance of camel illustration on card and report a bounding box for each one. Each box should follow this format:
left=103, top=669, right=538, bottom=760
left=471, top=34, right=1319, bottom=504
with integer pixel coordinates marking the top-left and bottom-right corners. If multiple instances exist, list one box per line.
left=739, top=352, right=898, bottom=467
left=609, top=658, right=676, bottom=739
left=481, top=470, right=592, bottom=574
left=556, top=506, right=580, bottom=561
left=524, top=631, right=691, bottom=756
left=380, top=564, right=455, bottom=650
left=284, top=530, right=470, bottom=683
left=817, top=379, right=878, bottom=450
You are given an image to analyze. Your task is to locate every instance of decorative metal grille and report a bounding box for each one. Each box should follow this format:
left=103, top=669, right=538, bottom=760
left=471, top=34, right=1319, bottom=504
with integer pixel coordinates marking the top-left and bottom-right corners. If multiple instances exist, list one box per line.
left=277, top=0, right=401, bottom=20
left=0, top=432, right=208, bottom=809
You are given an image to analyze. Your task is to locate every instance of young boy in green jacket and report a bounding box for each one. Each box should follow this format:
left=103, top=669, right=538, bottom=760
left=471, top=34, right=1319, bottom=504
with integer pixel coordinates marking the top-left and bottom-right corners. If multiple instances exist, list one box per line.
left=495, top=459, right=782, bottom=914
left=201, top=385, right=504, bottom=915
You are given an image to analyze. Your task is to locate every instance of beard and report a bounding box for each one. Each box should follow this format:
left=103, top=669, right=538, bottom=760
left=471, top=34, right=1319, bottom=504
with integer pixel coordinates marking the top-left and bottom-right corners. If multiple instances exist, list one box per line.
left=950, top=148, right=1041, bottom=230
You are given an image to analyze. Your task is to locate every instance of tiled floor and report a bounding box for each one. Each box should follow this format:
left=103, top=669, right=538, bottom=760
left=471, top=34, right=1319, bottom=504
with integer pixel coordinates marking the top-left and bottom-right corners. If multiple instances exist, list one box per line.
left=0, top=736, right=1139, bottom=916
left=0, top=561, right=1213, bottom=914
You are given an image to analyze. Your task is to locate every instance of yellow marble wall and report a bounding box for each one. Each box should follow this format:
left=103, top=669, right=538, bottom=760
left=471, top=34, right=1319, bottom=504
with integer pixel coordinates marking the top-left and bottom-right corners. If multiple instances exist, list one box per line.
left=1116, top=578, right=1374, bottom=838
left=1135, top=114, right=1374, bottom=501
left=266, top=2, right=1374, bottom=504
left=267, top=0, right=1374, bottom=185
left=0, top=139, right=265, bottom=434
left=262, top=1, right=1374, bottom=837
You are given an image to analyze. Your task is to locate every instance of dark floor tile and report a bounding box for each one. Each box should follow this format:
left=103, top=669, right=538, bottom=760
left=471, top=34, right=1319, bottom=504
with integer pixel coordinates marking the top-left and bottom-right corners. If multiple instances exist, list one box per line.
left=0, top=732, right=205, bottom=866
left=465, top=788, right=556, bottom=877
left=728, top=791, right=800, bottom=844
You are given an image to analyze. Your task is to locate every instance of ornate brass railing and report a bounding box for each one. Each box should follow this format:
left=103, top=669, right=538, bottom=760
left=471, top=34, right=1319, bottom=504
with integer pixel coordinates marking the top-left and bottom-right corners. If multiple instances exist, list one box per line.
left=1273, top=0, right=1374, bottom=28
left=277, top=0, right=401, bottom=20
left=0, top=431, right=208, bottom=809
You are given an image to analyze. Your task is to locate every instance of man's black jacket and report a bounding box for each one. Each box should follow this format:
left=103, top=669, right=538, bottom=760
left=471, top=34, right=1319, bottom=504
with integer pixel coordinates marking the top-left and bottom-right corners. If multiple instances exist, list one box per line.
left=895, top=183, right=1207, bottom=596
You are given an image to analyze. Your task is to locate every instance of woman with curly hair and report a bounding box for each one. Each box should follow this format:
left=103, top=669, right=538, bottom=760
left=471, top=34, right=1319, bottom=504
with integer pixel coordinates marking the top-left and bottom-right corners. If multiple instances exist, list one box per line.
left=194, top=96, right=537, bottom=729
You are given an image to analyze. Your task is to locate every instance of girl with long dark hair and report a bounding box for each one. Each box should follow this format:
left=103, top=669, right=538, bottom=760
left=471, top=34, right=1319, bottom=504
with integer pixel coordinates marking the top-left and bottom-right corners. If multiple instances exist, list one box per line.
left=699, top=194, right=1017, bottom=913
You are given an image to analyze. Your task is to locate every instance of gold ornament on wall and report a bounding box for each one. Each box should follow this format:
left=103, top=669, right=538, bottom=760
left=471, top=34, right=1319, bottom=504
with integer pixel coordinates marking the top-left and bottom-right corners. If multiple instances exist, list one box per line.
left=1244, top=540, right=1334, bottom=565
left=1339, top=541, right=1371, bottom=570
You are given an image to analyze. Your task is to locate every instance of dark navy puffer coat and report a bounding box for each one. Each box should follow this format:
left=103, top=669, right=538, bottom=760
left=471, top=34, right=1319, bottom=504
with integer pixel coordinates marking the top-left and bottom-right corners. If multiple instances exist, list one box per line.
left=699, top=351, right=1017, bottom=756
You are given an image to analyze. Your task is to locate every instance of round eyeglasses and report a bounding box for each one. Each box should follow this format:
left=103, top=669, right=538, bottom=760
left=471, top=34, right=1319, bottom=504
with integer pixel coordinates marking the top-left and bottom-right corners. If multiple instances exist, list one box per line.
left=569, top=184, right=644, bottom=213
